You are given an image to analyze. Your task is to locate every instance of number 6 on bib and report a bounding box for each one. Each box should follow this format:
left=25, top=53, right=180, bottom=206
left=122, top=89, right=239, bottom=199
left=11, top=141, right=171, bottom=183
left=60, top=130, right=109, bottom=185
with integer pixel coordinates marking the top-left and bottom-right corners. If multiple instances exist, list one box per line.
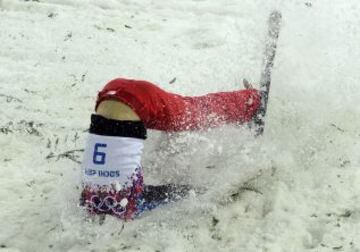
left=93, top=143, right=107, bottom=165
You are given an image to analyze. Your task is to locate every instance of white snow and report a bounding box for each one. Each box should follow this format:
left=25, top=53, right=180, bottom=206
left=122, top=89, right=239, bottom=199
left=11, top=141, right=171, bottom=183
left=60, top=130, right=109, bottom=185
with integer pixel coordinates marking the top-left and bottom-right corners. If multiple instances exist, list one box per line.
left=1, top=0, right=360, bottom=251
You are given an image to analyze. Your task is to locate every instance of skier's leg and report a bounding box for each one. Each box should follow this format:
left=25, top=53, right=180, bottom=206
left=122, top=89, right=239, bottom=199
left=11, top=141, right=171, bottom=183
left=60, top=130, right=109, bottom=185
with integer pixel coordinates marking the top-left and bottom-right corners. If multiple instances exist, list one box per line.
left=96, top=78, right=261, bottom=132
left=181, top=88, right=261, bottom=130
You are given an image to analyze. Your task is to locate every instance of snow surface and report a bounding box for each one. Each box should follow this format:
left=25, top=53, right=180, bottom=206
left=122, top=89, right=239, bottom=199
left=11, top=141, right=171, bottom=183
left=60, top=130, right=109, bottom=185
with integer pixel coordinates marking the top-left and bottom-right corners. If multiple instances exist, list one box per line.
left=1, top=0, right=360, bottom=251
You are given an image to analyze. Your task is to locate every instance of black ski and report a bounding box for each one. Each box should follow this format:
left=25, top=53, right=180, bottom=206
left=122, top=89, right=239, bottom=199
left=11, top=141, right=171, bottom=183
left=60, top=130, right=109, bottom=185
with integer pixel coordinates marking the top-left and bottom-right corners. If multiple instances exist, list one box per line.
left=254, top=11, right=282, bottom=135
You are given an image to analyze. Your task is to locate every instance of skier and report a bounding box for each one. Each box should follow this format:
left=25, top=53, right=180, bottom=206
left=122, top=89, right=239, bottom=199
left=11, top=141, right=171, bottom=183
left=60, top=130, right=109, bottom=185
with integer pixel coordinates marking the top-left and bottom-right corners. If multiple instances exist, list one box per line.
left=80, top=78, right=261, bottom=220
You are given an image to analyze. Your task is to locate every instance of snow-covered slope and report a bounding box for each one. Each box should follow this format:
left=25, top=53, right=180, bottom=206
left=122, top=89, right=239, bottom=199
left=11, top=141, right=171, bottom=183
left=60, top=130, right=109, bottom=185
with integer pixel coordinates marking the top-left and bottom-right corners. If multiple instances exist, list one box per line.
left=0, top=0, right=359, bottom=251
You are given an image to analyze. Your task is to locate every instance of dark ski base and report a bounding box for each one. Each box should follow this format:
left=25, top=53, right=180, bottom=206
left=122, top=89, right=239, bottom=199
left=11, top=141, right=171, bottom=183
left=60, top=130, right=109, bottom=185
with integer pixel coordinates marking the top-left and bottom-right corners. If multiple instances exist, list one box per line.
left=142, top=184, right=192, bottom=204
left=137, top=184, right=193, bottom=213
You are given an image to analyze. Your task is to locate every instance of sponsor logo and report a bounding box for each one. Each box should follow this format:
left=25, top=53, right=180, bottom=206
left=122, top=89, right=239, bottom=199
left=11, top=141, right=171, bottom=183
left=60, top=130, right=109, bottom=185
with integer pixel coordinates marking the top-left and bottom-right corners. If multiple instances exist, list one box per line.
left=85, top=169, right=120, bottom=177
left=87, top=195, right=127, bottom=216
left=85, top=169, right=96, bottom=176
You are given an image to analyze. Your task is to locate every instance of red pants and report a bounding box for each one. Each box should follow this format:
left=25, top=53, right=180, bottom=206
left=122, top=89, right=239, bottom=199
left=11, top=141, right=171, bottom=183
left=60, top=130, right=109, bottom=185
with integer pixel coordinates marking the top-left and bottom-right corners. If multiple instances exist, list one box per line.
left=96, top=78, right=261, bottom=131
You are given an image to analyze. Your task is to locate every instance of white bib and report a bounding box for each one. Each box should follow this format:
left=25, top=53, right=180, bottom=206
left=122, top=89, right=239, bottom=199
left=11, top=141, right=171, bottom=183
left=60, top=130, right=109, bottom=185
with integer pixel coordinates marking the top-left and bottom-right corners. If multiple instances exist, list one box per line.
left=82, top=134, right=144, bottom=187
